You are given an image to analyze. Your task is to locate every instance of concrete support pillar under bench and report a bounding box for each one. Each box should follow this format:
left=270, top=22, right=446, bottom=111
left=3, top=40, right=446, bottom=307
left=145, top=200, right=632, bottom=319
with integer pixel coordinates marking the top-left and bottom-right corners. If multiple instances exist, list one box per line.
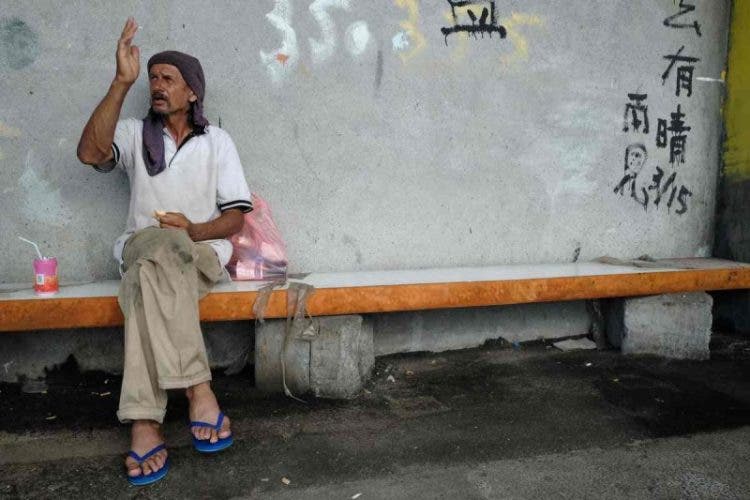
left=606, top=292, right=713, bottom=360
left=255, top=315, right=375, bottom=399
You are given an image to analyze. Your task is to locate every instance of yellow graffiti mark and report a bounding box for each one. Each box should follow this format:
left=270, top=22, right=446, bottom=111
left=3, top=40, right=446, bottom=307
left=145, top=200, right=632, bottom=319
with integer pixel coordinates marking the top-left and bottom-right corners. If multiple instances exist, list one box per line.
left=724, top=0, right=750, bottom=181
left=394, top=0, right=426, bottom=63
left=0, top=121, right=22, bottom=138
left=499, top=13, right=544, bottom=66
left=440, top=9, right=543, bottom=66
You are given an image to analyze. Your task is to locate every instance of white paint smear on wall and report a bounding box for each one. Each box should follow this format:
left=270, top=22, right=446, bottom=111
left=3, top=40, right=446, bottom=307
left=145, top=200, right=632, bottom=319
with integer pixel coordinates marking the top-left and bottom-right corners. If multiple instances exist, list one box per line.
left=345, top=21, right=370, bottom=56
left=309, top=0, right=351, bottom=64
left=392, top=31, right=410, bottom=52
left=259, top=0, right=299, bottom=83
left=18, top=150, right=73, bottom=227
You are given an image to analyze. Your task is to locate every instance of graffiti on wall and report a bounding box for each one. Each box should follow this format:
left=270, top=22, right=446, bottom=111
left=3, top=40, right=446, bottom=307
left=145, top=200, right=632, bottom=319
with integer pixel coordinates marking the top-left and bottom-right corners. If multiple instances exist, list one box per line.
left=663, top=0, right=701, bottom=37
left=392, top=0, right=426, bottom=63
left=259, top=0, right=299, bottom=83
left=614, top=3, right=704, bottom=215
left=614, top=143, right=649, bottom=209
left=440, top=0, right=507, bottom=45
left=261, top=0, right=533, bottom=82
left=260, top=0, right=371, bottom=83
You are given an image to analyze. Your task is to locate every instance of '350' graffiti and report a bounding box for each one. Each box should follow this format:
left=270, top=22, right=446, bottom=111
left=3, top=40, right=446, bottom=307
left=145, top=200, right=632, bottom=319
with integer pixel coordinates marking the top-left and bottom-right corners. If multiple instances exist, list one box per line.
left=260, top=0, right=374, bottom=83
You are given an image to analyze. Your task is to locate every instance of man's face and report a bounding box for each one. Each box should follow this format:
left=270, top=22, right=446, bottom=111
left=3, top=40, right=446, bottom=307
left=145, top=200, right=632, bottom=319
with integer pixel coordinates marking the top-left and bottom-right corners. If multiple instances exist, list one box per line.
left=148, top=63, right=196, bottom=116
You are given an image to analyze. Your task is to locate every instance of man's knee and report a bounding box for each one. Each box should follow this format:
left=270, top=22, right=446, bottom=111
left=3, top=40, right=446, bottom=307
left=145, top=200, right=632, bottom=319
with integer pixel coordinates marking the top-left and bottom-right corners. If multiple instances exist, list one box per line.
left=124, top=227, right=196, bottom=267
left=159, top=229, right=195, bottom=263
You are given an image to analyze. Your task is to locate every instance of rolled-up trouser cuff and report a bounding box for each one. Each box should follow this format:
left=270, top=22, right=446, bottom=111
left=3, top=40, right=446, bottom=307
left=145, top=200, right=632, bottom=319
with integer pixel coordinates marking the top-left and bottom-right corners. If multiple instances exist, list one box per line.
left=117, top=406, right=167, bottom=424
left=158, top=370, right=212, bottom=390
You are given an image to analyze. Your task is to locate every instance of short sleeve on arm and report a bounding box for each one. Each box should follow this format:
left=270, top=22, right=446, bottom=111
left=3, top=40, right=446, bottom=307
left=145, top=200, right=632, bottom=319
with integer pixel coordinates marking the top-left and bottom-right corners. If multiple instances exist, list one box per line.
left=93, top=119, right=137, bottom=173
left=216, top=132, right=253, bottom=213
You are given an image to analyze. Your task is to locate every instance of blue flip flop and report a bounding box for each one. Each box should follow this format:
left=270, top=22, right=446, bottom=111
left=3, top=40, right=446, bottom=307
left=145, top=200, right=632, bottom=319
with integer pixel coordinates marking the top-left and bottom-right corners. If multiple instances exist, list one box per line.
left=190, top=411, right=234, bottom=453
left=126, top=443, right=169, bottom=486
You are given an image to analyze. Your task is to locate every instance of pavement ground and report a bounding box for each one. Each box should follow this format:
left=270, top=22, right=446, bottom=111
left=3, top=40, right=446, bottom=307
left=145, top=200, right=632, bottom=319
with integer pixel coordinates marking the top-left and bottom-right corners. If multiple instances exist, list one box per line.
left=1, top=333, right=750, bottom=499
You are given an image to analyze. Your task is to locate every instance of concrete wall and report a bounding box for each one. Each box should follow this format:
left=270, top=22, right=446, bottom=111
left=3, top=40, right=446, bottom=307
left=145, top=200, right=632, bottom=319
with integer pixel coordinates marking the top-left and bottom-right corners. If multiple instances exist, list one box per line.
left=0, top=1, right=731, bottom=284
left=373, top=301, right=589, bottom=356
left=0, top=2, right=735, bottom=380
left=714, top=0, right=750, bottom=332
left=0, top=322, right=252, bottom=384
left=0, top=303, right=588, bottom=383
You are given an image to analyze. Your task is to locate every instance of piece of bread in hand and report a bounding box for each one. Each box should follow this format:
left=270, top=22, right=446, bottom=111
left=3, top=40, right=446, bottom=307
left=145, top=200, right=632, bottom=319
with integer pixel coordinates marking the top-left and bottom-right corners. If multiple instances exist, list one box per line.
left=153, top=210, right=166, bottom=219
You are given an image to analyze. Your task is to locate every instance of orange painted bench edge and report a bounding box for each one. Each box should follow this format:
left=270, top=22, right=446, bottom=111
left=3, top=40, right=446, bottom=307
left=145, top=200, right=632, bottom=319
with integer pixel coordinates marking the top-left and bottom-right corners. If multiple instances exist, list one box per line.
left=2, top=267, right=750, bottom=332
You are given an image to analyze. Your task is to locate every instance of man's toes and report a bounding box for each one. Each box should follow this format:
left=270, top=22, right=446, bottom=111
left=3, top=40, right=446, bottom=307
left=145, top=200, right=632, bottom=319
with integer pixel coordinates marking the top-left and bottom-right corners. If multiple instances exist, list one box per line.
left=143, top=455, right=162, bottom=475
left=219, top=418, right=231, bottom=439
left=194, top=426, right=209, bottom=441
left=210, top=429, right=218, bottom=444
left=126, top=461, right=142, bottom=478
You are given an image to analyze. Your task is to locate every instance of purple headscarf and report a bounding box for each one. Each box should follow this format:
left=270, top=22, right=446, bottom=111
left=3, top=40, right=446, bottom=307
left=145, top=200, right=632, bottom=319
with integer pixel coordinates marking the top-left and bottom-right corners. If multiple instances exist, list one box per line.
left=143, top=50, right=209, bottom=176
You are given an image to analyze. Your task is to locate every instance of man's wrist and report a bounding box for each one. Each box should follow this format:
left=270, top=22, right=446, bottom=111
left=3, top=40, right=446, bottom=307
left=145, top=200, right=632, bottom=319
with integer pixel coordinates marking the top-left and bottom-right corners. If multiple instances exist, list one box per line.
left=110, top=79, right=133, bottom=95
left=187, top=222, right=202, bottom=242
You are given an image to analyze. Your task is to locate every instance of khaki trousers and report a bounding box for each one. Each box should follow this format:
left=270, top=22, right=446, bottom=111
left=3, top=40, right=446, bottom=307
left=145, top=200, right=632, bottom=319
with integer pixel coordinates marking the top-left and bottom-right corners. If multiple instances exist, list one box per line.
left=116, top=227, right=225, bottom=423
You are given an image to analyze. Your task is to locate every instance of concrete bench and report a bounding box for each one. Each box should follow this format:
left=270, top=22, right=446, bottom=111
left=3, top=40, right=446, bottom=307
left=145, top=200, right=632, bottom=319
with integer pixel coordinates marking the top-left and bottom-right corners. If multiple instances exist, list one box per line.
left=2, top=258, right=749, bottom=332
left=3, top=257, right=750, bottom=396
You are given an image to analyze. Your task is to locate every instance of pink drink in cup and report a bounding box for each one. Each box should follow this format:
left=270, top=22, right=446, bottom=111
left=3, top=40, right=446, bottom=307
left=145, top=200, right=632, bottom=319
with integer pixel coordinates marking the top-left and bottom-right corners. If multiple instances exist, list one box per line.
left=33, top=257, right=58, bottom=296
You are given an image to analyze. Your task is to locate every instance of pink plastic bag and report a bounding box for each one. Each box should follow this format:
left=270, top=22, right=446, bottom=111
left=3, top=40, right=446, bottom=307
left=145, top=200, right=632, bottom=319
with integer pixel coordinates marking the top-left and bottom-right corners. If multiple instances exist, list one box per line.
left=227, top=193, right=288, bottom=281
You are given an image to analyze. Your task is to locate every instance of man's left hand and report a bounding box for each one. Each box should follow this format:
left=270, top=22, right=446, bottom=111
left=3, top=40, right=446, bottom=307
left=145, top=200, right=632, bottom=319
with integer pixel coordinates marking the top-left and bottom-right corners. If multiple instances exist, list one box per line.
left=157, top=212, right=195, bottom=237
left=154, top=209, right=243, bottom=242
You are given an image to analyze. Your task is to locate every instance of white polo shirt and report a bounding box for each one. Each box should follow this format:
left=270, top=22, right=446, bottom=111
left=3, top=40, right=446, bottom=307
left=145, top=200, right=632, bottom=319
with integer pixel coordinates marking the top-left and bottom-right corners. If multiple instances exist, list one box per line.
left=97, top=118, right=252, bottom=267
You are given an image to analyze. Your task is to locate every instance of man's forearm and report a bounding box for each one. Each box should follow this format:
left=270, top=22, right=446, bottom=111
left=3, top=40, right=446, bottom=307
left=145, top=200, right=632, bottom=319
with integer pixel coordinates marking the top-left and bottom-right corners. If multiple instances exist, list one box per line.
left=77, top=81, right=131, bottom=165
left=188, top=209, right=245, bottom=242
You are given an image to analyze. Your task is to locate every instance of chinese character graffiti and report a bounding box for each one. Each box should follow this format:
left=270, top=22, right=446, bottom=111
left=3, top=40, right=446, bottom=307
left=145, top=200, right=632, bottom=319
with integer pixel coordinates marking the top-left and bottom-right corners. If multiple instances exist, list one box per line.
left=663, top=0, right=702, bottom=37
left=662, top=46, right=700, bottom=97
left=613, top=143, right=649, bottom=210
left=622, top=93, right=650, bottom=134
left=655, top=104, right=691, bottom=165
left=440, top=0, right=507, bottom=45
left=612, top=2, right=703, bottom=216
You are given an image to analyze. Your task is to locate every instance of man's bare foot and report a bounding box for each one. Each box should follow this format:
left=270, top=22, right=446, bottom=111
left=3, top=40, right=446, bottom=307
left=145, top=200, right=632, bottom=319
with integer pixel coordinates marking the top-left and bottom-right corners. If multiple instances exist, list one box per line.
left=125, top=420, right=168, bottom=478
left=186, top=382, right=231, bottom=443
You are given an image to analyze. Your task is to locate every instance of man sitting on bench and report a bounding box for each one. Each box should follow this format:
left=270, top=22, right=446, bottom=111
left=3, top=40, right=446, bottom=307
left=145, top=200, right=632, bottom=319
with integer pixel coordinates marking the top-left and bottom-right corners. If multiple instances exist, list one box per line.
left=76, top=17, right=252, bottom=485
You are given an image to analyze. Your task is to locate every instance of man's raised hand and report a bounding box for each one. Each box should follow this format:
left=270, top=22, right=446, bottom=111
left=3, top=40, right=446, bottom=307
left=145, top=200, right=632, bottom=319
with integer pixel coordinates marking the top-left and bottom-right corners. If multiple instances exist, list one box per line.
left=115, top=17, right=140, bottom=86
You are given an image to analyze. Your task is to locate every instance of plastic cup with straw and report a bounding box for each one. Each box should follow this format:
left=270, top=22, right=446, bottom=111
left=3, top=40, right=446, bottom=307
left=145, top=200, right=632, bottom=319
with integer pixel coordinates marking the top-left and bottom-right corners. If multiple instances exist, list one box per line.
left=19, top=237, right=59, bottom=296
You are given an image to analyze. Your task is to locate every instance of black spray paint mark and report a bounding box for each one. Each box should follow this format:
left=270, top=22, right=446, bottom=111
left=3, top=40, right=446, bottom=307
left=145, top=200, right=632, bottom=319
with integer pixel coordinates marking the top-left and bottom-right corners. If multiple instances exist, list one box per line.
left=441, top=0, right=507, bottom=46
left=647, top=167, right=692, bottom=215
left=611, top=142, right=693, bottom=215
left=374, top=49, right=384, bottom=91
left=664, top=0, right=702, bottom=37
left=655, top=104, right=691, bottom=165
left=572, top=245, right=581, bottom=263
left=622, top=93, right=649, bottom=134
left=613, top=143, right=649, bottom=210
left=0, top=18, right=39, bottom=70
left=662, top=45, right=699, bottom=97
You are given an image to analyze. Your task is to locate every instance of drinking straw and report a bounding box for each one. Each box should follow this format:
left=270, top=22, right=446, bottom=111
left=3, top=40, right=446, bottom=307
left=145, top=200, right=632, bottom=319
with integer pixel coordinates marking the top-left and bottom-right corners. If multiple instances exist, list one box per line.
left=18, top=237, right=44, bottom=260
